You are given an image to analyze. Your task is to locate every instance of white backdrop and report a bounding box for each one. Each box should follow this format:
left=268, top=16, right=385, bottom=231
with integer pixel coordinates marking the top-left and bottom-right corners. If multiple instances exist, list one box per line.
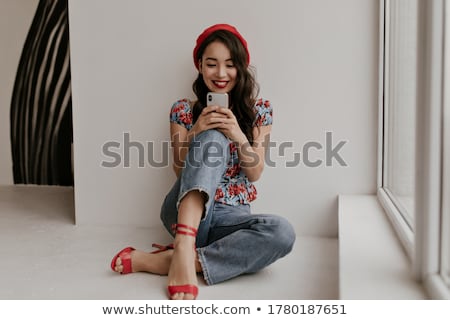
left=68, top=0, right=379, bottom=236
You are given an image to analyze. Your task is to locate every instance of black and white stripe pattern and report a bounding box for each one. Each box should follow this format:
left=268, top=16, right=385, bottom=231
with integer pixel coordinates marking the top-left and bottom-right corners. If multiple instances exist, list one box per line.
left=10, top=0, right=73, bottom=186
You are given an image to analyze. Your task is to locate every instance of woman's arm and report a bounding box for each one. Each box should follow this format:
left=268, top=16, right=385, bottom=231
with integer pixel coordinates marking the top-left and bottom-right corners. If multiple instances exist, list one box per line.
left=170, top=122, right=189, bottom=178
left=234, top=125, right=271, bottom=182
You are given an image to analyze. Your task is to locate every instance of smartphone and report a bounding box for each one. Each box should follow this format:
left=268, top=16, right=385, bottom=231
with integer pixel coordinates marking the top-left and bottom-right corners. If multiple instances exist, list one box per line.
left=207, top=92, right=228, bottom=108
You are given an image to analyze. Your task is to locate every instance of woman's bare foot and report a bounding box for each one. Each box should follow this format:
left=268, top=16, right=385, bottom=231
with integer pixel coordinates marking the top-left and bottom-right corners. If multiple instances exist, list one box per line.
left=113, top=246, right=202, bottom=276
left=113, top=249, right=172, bottom=275
left=167, top=235, right=199, bottom=300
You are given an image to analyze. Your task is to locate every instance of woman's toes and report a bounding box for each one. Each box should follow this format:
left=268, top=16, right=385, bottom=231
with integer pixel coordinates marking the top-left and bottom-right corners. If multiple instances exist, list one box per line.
left=114, top=257, right=123, bottom=272
left=171, top=293, right=182, bottom=300
left=184, top=293, right=194, bottom=300
left=171, top=292, right=195, bottom=300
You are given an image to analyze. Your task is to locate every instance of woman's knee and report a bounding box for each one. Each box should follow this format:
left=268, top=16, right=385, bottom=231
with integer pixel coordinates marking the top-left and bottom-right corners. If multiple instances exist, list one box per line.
left=187, top=129, right=230, bottom=167
left=195, top=129, right=229, bottom=147
left=267, top=216, right=296, bottom=255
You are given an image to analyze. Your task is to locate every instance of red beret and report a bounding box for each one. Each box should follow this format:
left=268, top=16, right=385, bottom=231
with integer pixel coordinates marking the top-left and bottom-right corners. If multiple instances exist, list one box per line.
left=193, top=23, right=250, bottom=70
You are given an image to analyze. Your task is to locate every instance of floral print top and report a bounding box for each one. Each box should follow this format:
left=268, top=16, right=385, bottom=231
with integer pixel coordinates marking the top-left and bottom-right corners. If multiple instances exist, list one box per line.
left=169, top=98, right=273, bottom=206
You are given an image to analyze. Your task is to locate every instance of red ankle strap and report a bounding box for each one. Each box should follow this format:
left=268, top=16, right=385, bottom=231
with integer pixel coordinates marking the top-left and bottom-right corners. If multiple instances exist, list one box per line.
left=171, top=223, right=198, bottom=237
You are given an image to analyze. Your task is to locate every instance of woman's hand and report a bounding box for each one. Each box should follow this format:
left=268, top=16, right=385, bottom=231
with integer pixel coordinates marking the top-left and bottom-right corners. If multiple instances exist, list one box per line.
left=189, top=105, right=229, bottom=138
left=214, top=107, right=247, bottom=144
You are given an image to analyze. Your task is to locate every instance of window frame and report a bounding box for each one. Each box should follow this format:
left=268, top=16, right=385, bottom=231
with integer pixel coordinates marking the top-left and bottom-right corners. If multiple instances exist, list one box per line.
left=440, top=0, right=450, bottom=290
left=377, top=0, right=450, bottom=299
left=377, top=0, right=415, bottom=260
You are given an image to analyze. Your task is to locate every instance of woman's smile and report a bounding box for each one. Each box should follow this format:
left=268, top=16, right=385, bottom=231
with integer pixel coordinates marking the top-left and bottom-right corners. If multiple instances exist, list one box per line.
left=212, top=80, right=229, bottom=89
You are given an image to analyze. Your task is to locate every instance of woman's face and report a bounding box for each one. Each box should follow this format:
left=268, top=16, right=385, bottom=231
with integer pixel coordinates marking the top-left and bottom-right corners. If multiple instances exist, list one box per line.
left=199, top=41, right=237, bottom=94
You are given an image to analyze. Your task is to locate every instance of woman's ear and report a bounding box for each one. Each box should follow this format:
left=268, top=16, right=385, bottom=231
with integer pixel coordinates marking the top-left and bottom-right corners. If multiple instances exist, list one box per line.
left=198, top=59, right=202, bottom=73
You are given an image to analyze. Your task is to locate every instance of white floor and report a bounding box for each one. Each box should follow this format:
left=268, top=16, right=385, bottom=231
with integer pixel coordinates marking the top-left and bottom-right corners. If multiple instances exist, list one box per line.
left=0, top=185, right=338, bottom=300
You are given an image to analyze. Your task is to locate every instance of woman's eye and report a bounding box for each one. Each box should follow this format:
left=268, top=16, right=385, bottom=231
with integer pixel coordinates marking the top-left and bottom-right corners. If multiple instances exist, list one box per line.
left=206, top=64, right=216, bottom=67
left=227, top=65, right=235, bottom=68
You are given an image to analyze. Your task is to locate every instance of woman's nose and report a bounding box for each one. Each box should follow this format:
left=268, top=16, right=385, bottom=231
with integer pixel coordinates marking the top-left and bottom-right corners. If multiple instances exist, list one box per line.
left=217, top=65, right=227, bottom=78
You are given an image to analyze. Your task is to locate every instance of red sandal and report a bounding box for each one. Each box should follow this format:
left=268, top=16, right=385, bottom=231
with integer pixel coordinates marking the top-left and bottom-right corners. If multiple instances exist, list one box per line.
left=110, top=243, right=174, bottom=274
left=110, top=246, right=135, bottom=274
left=167, top=223, right=199, bottom=299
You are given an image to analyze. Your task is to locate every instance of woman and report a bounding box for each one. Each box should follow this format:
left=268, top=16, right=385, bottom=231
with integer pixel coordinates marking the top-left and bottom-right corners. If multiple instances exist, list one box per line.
left=111, top=24, right=296, bottom=300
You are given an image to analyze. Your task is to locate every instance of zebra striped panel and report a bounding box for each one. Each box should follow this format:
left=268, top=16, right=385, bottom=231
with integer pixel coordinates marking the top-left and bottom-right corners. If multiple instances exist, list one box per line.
left=10, top=0, right=73, bottom=186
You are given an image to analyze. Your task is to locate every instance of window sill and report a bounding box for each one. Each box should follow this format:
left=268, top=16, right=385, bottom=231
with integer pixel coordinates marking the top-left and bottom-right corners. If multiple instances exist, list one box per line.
left=338, top=195, right=427, bottom=299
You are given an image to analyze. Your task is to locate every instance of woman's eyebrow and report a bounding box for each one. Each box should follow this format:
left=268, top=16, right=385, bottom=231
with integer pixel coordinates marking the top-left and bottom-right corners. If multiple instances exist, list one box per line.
left=205, top=57, right=233, bottom=62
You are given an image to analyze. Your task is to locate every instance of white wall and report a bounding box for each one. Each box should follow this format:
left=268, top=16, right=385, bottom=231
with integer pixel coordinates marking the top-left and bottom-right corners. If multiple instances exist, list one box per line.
left=0, top=0, right=39, bottom=185
left=68, top=0, right=379, bottom=237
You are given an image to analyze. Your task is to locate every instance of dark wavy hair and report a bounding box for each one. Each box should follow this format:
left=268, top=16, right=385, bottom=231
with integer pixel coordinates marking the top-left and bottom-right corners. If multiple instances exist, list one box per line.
left=192, top=30, right=259, bottom=145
